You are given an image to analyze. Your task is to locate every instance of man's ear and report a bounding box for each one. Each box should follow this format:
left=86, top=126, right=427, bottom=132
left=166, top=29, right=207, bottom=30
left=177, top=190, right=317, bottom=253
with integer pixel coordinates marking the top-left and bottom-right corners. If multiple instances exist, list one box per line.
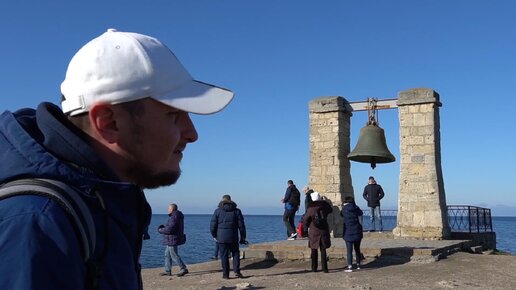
left=89, top=104, right=119, bottom=144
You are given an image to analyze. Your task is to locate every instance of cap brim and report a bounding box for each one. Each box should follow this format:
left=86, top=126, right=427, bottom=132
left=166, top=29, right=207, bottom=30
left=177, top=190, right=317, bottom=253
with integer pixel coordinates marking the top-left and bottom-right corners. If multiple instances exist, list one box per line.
left=156, top=80, right=234, bottom=115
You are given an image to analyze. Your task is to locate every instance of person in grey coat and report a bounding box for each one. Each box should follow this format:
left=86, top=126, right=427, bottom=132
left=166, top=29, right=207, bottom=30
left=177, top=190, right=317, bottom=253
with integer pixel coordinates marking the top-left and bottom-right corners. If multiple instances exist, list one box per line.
left=341, top=196, right=364, bottom=272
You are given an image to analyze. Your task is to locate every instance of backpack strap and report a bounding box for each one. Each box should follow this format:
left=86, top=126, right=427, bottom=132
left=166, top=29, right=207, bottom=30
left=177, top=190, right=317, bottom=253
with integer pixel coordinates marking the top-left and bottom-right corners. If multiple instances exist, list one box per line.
left=0, top=178, right=96, bottom=262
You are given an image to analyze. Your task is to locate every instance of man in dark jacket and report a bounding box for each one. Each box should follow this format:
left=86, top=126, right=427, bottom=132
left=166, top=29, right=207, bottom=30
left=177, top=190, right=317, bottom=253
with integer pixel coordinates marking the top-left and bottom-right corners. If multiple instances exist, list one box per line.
left=281, top=180, right=301, bottom=240
left=0, top=29, right=233, bottom=290
left=362, top=176, right=385, bottom=232
left=210, top=195, right=247, bottom=279
left=158, top=204, right=188, bottom=277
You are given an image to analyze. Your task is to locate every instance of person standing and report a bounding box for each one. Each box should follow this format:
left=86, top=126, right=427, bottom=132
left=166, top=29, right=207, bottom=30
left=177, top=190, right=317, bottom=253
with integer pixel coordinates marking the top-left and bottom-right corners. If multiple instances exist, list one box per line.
left=341, top=196, right=364, bottom=272
left=210, top=195, right=247, bottom=279
left=158, top=204, right=188, bottom=277
left=210, top=195, right=227, bottom=260
left=281, top=180, right=301, bottom=240
left=303, top=192, right=333, bottom=273
left=302, top=185, right=314, bottom=213
left=362, top=176, right=385, bottom=232
left=0, top=29, right=233, bottom=289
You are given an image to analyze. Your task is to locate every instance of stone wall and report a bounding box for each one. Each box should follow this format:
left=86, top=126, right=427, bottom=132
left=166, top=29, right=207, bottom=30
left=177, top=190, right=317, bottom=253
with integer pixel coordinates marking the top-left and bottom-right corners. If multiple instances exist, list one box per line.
left=392, top=88, right=450, bottom=239
left=308, top=97, right=353, bottom=237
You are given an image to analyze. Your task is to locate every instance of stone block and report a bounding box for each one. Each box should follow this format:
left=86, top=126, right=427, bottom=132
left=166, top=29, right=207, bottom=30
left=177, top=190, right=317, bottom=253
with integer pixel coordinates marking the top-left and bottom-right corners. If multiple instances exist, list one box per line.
left=425, top=113, right=436, bottom=126
left=309, top=96, right=351, bottom=113
left=410, top=154, right=425, bottom=163
left=424, top=135, right=435, bottom=144
left=408, top=105, right=420, bottom=113
left=397, top=88, right=441, bottom=106
left=413, top=113, right=428, bottom=127
left=410, top=144, right=435, bottom=155
left=399, top=114, right=413, bottom=126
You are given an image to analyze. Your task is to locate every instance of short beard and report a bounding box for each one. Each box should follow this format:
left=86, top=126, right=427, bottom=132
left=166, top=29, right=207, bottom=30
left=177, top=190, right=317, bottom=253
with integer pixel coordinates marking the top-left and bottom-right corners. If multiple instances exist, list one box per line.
left=117, top=101, right=182, bottom=189
left=125, top=163, right=182, bottom=189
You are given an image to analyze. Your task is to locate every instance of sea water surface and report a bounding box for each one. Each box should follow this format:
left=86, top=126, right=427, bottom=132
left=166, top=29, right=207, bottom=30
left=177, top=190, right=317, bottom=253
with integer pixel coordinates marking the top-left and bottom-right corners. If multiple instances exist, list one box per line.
left=141, top=214, right=516, bottom=269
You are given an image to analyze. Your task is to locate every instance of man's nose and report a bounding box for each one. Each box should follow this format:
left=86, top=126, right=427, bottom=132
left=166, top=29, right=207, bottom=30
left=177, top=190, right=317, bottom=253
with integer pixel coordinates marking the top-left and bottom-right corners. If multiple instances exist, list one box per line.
left=183, top=113, right=198, bottom=143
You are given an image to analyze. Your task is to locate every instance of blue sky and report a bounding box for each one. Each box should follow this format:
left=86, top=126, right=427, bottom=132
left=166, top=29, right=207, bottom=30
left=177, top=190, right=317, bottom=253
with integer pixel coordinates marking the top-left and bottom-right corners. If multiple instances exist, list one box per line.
left=1, top=1, right=515, bottom=216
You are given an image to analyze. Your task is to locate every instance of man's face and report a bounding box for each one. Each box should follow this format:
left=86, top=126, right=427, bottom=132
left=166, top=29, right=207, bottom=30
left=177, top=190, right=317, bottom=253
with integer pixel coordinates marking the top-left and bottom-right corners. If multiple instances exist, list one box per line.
left=116, top=98, right=198, bottom=188
left=168, top=205, right=174, bottom=214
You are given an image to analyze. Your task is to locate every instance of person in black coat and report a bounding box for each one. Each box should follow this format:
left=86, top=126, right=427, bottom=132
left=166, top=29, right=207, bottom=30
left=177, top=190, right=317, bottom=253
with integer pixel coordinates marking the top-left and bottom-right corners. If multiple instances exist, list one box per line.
left=362, top=176, right=385, bottom=232
left=210, top=197, right=226, bottom=260
left=341, top=195, right=364, bottom=273
left=210, top=195, right=247, bottom=279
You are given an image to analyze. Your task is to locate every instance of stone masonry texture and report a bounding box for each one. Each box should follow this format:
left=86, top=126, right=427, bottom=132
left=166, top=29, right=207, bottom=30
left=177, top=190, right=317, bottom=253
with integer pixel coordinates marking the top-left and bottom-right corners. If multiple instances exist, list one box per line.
left=393, top=88, right=450, bottom=239
left=309, top=89, right=450, bottom=240
left=309, top=97, right=354, bottom=237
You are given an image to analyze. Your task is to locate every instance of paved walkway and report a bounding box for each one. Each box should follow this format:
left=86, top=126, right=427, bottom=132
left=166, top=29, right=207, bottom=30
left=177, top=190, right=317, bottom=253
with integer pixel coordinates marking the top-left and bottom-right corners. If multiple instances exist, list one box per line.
left=242, top=232, right=476, bottom=263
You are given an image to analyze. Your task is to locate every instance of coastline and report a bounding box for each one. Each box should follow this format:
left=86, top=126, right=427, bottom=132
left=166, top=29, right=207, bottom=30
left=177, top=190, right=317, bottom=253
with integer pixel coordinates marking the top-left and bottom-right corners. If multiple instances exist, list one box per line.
left=142, top=252, right=516, bottom=289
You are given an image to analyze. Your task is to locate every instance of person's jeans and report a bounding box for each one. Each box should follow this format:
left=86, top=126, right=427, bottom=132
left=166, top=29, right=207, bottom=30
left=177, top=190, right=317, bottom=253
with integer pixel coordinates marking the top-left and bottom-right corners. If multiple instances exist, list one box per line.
left=164, top=245, right=187, bottom=273
left=219, top=243, right=240, bottom=277
left=345, top=240, right=362, bottom=266
left=283, top=208, right=296, bottom=237
left=213, top=242, right=219, bottom=258
left=369, top=206, right=383, bottom=231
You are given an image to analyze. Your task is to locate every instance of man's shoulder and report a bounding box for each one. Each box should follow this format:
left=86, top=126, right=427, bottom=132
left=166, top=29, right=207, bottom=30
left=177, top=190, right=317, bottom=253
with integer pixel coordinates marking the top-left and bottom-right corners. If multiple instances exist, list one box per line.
left=1, top=194, right=63, bottom=218
left=0, top=195, right=80, bottom=246
left=0, top=195, right=85, bottom=288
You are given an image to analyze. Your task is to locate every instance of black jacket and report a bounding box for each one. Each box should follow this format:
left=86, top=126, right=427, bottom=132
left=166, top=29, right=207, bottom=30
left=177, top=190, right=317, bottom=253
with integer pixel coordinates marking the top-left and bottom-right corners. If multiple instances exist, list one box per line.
left=304, top=189, right=314, bottom=212
left=362, top=183, right=385, bottom=207
left=210, top=201, right=246, bottom=244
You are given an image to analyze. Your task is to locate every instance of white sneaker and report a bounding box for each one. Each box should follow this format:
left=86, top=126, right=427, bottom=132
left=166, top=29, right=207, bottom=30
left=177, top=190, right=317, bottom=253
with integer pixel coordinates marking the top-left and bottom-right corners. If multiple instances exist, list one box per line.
left=290, top=233, right=298, bottom=238
left=356, top=264, right=361, bottom=270
left=344, top=266, right=353, bottom=273
left=287, top=237, right=295, bottom=241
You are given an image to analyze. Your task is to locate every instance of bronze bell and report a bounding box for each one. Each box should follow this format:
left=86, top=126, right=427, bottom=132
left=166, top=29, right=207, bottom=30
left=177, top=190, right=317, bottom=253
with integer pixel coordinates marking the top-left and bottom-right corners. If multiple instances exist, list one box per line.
left=348, top=123, right=395, bottom=169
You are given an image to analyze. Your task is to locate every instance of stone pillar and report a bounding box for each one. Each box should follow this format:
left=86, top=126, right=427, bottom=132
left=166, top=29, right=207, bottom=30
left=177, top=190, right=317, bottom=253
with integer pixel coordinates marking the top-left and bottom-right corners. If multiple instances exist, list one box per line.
left=309, top=97, right=354, bottom=237
left=393, top=88, right=451, bottom=239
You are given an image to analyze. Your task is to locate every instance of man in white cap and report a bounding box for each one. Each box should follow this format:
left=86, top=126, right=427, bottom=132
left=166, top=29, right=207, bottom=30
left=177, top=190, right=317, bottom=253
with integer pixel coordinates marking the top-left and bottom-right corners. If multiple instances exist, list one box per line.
left=0, top=29, right=233, bottom=290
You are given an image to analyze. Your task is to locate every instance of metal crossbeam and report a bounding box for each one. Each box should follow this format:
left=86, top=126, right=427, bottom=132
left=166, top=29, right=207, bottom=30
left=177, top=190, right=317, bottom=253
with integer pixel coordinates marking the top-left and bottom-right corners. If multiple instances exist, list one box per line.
left=349, top=98, right=398, bottom=111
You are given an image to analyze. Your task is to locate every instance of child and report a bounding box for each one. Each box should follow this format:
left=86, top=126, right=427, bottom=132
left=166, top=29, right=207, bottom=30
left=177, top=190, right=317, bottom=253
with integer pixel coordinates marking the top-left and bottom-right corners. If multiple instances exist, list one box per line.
left=340, top=195, right=364, bottom=272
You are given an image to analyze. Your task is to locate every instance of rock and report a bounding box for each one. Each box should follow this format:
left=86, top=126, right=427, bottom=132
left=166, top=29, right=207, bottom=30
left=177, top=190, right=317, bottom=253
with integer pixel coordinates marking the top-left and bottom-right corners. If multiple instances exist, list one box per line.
left=236, top=282, right=251, bottom=289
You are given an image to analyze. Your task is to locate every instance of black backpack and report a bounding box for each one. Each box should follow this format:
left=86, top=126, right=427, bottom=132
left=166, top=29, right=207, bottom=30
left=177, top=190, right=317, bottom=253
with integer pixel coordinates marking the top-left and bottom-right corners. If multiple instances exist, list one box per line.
left=290, top=187, right=301, bottom=207
left=313, top=209, right=326, bottom=229
left=0, top=178, right=100, bottom=289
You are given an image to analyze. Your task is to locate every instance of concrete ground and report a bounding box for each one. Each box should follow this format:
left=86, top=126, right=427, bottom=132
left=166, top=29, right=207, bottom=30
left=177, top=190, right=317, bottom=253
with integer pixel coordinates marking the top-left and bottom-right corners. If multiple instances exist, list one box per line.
left=142, top=251, right=516, bottom=290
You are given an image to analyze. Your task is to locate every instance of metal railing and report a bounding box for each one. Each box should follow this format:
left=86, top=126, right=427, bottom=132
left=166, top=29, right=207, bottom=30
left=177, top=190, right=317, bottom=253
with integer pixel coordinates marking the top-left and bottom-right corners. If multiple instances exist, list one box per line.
left=360, top=206, right=493, bottom=233
left=361, top=209, right=398, bottom=231
left=447, top=205, right=493, bottom=233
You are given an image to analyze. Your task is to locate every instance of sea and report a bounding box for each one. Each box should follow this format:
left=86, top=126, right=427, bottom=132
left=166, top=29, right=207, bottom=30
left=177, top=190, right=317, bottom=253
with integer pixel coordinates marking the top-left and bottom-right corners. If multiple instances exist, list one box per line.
left=141, top=214, right=516, bottom=269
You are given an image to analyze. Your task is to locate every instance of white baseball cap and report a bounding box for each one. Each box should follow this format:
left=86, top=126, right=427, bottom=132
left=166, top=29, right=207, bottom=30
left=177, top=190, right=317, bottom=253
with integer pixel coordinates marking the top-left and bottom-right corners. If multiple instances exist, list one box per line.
left=61, top=28, right=234, bottom=116
left=310, top=192, right=320, bottom=201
